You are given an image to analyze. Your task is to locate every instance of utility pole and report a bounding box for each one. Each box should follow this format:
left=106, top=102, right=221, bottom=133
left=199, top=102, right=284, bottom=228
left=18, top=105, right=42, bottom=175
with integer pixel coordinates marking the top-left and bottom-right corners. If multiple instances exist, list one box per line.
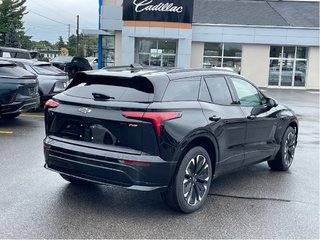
left=68, top=24, right=70, bottom=39
left=76, top=15, right=79, bottom=56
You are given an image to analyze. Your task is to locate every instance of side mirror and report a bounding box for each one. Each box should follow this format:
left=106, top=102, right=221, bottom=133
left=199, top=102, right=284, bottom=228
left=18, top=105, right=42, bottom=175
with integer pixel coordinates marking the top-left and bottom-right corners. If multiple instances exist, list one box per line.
left=266, top=97, right=278, bottom=108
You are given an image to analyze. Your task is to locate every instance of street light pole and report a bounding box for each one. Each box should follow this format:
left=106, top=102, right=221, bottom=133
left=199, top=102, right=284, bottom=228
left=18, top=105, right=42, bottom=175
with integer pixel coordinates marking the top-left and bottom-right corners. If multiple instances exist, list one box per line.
left=76, top=15, right=79, bottom=56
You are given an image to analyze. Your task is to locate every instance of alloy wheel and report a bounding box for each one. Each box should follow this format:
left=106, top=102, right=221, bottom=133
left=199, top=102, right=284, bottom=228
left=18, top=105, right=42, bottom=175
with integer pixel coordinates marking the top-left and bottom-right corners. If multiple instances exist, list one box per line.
left=283, top=131, right=296, bottom=166
left=183, top=154, right=210, bottom=206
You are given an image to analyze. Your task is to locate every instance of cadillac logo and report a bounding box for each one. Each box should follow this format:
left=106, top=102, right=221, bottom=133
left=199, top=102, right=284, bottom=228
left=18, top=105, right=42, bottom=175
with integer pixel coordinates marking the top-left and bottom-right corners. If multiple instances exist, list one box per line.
left=78, top=107, right=92, bottom=114
left=133, top=0, right=183, bottom=13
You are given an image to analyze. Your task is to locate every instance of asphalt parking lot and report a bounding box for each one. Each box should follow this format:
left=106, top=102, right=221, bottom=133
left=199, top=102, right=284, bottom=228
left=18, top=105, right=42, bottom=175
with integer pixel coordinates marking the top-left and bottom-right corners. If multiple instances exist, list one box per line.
left=0, top=89, right=319, bottom=239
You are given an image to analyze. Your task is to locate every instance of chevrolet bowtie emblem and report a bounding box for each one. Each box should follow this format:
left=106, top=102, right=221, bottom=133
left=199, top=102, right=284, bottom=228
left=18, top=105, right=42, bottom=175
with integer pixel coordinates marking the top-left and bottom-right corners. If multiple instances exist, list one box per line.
left=78, top=107, right=92, bottom=114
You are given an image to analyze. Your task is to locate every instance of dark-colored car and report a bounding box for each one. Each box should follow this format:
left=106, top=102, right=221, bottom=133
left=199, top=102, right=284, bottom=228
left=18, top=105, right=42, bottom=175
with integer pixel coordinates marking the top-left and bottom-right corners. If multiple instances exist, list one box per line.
left=0, top=57, right=69, bottom=105
left=0, top=47, right=32, bottom=59
left=43, top=67, right=298, bottom=213
left=0, top=61, right=39, bottom=119
left=51, top=56, right=91, bottom=79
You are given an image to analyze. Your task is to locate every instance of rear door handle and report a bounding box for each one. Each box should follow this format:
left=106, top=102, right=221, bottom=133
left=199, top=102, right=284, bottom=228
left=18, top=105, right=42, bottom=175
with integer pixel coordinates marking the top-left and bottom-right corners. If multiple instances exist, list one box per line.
left=247, top=115, right=256, bottom=120
left=209, top=115, right=221, bottom=122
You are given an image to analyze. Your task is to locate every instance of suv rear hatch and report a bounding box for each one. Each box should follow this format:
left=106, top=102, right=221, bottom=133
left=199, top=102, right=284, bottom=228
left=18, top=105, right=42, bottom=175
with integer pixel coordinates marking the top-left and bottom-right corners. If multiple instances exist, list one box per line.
left=46, top=73, right=160, bottom=155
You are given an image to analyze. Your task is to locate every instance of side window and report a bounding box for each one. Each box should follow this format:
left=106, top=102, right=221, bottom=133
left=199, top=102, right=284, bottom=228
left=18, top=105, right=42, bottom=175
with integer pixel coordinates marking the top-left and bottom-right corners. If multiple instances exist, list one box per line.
left=230, top=77, right=261, bottom=106
left=204, top=76, right=233, bottom=105
left=199, top=79, right=212, bottom=102
left=162, top=78, right=200, bottom=101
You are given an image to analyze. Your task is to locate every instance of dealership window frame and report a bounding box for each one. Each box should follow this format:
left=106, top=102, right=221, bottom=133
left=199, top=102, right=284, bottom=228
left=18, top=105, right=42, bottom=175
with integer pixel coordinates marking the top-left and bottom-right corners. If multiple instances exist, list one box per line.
left=101, top=34, right=115, bottom=67
left=135, top=38, right=177, bottom=67
left=269, top=46, right=308, bottom=87
left=203, top=43, right=242, bottom=73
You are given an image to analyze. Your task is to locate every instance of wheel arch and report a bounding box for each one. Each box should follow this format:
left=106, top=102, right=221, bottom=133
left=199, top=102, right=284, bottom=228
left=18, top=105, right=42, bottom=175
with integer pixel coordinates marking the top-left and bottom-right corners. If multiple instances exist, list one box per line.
left=173, top=132, right=219, bottom=178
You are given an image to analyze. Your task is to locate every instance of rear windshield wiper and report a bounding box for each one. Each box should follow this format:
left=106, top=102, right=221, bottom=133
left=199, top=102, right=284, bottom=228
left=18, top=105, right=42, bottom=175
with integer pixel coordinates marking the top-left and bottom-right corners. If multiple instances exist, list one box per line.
left=92, top=92, right=115, bottom=101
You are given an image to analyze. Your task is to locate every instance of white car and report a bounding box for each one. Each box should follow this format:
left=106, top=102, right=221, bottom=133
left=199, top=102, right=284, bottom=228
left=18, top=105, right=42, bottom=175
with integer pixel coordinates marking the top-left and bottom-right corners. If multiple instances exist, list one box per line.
left=86, top=57, right=98, bottom=70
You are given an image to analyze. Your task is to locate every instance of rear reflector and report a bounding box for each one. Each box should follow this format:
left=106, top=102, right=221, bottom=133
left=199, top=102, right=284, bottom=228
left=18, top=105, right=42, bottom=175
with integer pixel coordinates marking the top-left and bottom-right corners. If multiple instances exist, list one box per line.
left=44, top=99, right=60, bottom=109
left=120, top=160, right=151, bottom=167
left=122, top=111, right=181, bottom=136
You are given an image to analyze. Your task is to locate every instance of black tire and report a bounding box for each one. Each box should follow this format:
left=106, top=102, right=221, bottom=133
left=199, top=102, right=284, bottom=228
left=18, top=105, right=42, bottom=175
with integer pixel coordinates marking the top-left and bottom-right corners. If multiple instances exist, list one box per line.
left=268, top=126, right=297, bottom=171
left=60, top=174, right=93, bottom=185
left=1, top=113, right=20, bottom=119
left=161, top=146, right=212, bottom=213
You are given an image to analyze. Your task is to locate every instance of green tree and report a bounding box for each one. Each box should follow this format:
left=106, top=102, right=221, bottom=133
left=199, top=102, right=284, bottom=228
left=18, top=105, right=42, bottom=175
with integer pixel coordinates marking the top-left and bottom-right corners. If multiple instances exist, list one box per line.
left=4, top=24, right=20, bottom=47
left=20, top=34, right=32, bottom=49
left=56, top=36, right=65, bottom=50
left=67, top=34, right=77, bottom=56
left=0, top=0, right=27, bottom=45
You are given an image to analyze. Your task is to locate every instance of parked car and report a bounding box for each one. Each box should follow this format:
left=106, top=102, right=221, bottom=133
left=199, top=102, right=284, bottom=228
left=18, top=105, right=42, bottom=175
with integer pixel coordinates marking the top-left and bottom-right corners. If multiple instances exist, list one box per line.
left=0, top=47, right=32, bottom=59
left=86, top=57, right=98, bottom=70
left=29, top=50, right=50, bottom=62
left=43, top=66, right=298, bottom=213
left=0, top=61, right=39, bottom=119
left=51, top=56, right=92, bottom=79
left=0, top=57, right=69, bottom=105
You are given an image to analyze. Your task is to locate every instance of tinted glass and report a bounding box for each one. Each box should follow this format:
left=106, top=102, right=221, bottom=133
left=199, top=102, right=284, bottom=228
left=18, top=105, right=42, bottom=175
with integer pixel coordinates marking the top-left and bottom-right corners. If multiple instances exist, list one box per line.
left=230, top=77, right=261, bottom=106
left=0, top=65, right=35, bottom=78
left=199, top=79, right=212, bottom=102
left=296, top=47, right=307, bottom=59
left=270, top=46, right=282, bottom=58
left=205, top=76, right=233, bottom=105
left=52, top=56, right=73, bottom=62
left=283, top=46, right=295, bottom=58
left=204, top=43, right=222, bottom=56
left=158, top=40, right=176, bottom=54
left=73, top=85, right=154, bottom=102
left=32, top=65, right=65, bottom=75
left=162, top=79, right=200, bottom=101
left=224, top=43, right=242, bottom=57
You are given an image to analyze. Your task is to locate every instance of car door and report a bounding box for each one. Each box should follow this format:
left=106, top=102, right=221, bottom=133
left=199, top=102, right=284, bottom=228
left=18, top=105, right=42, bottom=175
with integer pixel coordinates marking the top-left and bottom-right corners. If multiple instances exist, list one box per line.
left=199, top=75, right=247, bottom=175
left=228, top=76, right=278, bottom=165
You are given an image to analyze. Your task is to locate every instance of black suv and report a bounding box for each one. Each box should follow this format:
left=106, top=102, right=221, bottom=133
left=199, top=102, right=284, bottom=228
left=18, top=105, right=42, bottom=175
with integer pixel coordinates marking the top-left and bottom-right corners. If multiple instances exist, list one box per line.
left=44, top=66, right=298, bottom=213
left=0, top=61, right=39, bottom=119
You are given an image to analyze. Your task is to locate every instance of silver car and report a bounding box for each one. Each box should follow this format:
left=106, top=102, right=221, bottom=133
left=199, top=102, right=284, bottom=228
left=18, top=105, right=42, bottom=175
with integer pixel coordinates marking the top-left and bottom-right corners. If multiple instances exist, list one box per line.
left=0, top=57, right=69, bottom=105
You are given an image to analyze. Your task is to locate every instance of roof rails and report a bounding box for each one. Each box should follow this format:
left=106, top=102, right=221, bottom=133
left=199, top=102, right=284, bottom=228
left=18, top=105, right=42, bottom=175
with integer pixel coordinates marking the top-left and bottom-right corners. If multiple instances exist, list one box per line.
left=167, top=67, right=236, bottom=74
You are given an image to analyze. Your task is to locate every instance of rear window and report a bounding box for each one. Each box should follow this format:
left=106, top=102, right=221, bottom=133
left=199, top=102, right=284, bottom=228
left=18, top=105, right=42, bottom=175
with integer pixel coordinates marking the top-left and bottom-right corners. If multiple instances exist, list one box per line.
left=31, top=65, right=65, bottom=75
left=66, top=75, right=155, bottom=103
left=0, top=65, right=35, bottom=78
left=162, top=79, right=200, bottom=101
left=0, top=51, right=31, bottom=59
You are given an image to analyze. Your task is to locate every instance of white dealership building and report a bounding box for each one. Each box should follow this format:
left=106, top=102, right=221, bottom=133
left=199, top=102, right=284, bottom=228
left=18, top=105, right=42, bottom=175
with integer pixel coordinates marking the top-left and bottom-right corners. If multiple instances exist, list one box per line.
left=97, top=0, right=320, bottom=89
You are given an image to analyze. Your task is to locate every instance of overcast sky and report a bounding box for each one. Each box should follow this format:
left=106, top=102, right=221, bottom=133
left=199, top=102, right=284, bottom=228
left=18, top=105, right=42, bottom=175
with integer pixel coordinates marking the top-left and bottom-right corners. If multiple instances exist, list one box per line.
left=23, top=0, right=99, bottom=43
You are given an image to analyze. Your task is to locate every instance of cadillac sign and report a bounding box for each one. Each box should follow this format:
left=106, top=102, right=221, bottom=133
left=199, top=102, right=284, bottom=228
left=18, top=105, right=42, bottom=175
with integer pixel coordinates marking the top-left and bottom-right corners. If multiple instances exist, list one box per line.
left=123, top=0, right=194, bottom=23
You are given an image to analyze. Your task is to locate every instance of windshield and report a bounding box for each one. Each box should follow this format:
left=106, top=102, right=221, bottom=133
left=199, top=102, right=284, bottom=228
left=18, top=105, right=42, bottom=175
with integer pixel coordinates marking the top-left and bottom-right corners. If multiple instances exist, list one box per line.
left=52, top=56, right=73, bottom=63
left=31, top=64, right=65, bottom=75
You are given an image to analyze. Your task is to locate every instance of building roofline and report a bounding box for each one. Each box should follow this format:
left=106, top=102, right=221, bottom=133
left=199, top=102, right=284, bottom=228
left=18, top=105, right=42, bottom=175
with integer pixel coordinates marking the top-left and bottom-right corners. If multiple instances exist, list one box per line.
left=192, top=23, right=320, bottom=30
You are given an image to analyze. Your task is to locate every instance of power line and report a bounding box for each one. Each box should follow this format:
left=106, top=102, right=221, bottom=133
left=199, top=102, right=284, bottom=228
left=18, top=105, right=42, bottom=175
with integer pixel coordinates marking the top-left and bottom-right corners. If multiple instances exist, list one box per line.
left=27, top=9, right=76, bottom=27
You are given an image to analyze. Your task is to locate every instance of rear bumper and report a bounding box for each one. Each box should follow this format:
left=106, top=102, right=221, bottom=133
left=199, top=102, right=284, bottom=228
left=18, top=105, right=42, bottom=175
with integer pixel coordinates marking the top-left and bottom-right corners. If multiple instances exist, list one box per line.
left=1, top=97, right=40, bottom=116
left=44, top=136, right=177, bottom=191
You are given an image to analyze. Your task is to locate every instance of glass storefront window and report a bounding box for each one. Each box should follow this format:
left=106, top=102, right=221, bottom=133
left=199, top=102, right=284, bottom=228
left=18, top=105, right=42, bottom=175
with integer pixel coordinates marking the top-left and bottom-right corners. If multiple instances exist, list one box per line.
left=224, top=43, right=242, bottom=57
left=268, top=46, right=308, bottom=87
left=203, top=43, right=242, bottom=73
left=135, top=39, right=177, bottom=67
left=102, top=35, right=115, bottom=67
left=270, top=46, right=282, bottom=58
left=204, top=43, right=222, bottom=56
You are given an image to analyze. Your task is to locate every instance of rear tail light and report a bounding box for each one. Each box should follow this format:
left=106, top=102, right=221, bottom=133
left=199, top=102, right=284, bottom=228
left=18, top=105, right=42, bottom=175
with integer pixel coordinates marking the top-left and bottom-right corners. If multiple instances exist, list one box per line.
left=122, top=111, right=181, bottom=136
left=44, top=99, right=60, bottom=109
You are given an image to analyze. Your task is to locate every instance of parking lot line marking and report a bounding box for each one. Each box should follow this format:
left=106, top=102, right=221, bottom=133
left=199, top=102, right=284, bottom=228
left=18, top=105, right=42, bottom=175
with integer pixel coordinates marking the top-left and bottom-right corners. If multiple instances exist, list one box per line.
left=20, top=114, right=44, bottom=118
left=307, top=91, right=320, bottom=94
left=0, top=131, right=13, bottom=134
